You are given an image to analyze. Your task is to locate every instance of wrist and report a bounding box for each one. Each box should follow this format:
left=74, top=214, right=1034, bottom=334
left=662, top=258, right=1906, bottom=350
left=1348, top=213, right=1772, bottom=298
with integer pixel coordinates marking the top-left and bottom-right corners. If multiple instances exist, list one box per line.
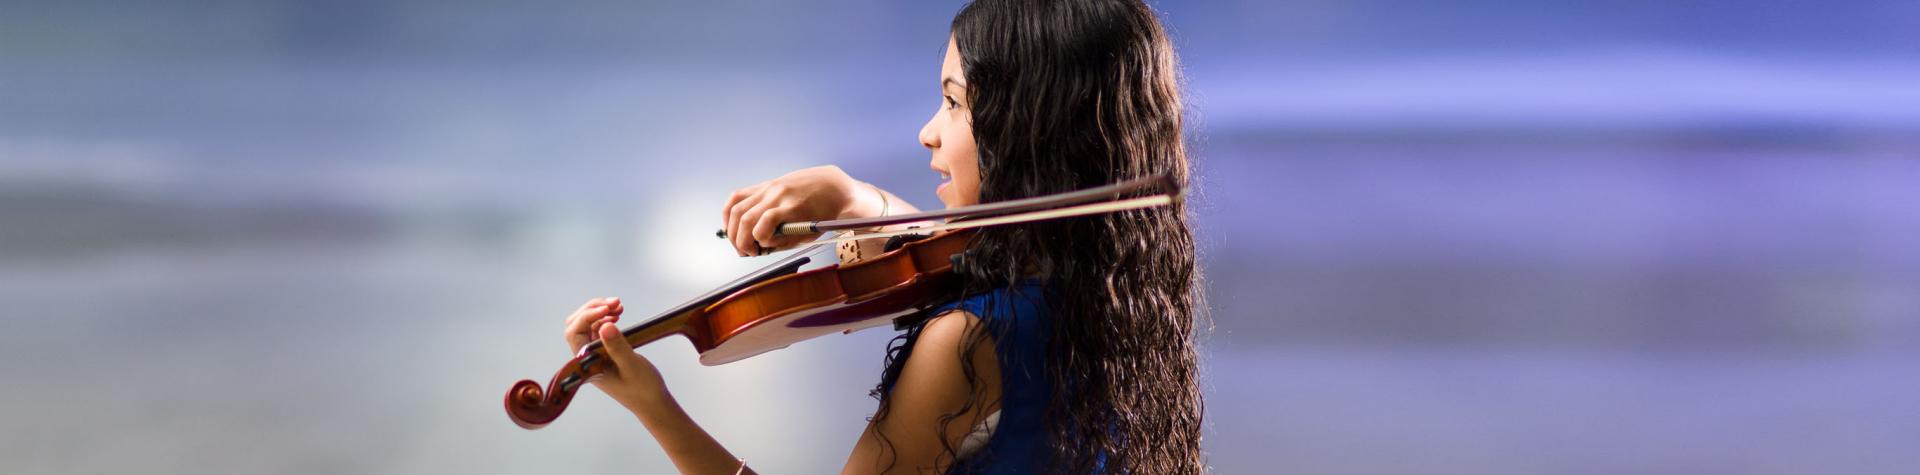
left=838, top=179, right=887, bottom=220
left=621, top=387, right=679, bottom=419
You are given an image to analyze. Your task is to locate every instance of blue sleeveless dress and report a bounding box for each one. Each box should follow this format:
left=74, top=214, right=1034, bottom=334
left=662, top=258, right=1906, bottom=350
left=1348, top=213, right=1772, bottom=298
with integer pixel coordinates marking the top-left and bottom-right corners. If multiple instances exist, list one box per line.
left=899, top=279, right=1055, bottom=474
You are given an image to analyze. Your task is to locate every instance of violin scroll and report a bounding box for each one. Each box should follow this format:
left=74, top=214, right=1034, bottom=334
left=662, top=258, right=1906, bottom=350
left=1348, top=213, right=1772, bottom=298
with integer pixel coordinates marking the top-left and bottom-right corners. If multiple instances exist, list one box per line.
left=505, top=351, right=605, bottom=429
left=504, top=378, right=567, bottom=429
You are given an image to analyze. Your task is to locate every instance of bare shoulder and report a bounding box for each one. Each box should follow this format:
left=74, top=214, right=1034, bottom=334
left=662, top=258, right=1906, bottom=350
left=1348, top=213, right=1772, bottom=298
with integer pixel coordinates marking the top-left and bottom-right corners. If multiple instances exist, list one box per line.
left=841, top=308, right=1004, bottom=474
left=915, top=308, right=986, bottom=350
left=897, top=307, right=1001, bottom=408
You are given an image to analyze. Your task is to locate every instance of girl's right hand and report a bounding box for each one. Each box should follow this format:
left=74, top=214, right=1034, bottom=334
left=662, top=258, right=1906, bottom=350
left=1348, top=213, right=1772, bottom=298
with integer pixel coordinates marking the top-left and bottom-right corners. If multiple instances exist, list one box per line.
left=721, top=165, right=883, bottom=256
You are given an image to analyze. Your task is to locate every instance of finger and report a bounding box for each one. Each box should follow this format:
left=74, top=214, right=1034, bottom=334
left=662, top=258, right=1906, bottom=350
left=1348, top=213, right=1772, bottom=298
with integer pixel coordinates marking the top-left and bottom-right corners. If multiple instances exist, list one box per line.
left=572, top=315, right=619, bottom=355
left=750, top=205, right=793, bottom=249
left=723, top=184, right=768, bottom=247
left=597, top=321, right=644, bottom=372
left=727, top=193, right=767, bottom=256
left=734, top=192, right=778, bottom=255
left=721, top=183, right=765, bottom=225
left=565, top=297, right=612, bottom=328
left=736, top=197, right=780, bottom=256
left=568, top=299, right=614, bottom=330
left=565, top=304, right=616, bottom=353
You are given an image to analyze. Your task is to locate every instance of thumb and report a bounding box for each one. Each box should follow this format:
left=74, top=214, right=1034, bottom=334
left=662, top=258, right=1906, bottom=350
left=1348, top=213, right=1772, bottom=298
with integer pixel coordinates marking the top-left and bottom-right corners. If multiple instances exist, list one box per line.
left=596, top=321, right=643, bottom=372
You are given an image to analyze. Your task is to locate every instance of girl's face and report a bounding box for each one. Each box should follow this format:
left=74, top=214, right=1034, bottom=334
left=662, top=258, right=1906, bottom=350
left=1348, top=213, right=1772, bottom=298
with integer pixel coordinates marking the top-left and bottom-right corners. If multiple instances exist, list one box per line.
left=921, top=37, right=982, bottom=209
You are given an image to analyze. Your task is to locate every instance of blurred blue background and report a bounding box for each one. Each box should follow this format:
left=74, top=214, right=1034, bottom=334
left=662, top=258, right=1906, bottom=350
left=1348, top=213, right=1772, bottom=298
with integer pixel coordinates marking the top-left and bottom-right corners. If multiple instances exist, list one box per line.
left=3, top=1, right=1917, bottom=473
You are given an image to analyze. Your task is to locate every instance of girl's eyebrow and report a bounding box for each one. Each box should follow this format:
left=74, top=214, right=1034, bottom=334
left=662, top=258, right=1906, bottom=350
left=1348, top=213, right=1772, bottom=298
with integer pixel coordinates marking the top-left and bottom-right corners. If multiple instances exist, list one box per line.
left=942, top=77, right=968, bottom=91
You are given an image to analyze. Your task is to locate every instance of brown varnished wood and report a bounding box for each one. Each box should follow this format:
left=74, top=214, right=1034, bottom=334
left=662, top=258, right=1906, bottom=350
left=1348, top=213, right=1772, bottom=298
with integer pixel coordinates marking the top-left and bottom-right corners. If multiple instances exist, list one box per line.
left=506, top=231, right=971, bottom=429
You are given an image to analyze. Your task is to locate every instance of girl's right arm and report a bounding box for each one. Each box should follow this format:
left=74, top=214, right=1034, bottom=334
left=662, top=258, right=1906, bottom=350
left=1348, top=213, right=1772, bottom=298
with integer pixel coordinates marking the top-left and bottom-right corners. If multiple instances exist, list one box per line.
left=720, top=165, right=924, bottom=257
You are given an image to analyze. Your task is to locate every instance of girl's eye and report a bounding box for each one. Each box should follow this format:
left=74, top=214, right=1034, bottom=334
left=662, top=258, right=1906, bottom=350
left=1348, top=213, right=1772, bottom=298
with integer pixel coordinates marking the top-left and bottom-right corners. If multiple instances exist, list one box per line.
left=943, top=95, right=959, bottom=110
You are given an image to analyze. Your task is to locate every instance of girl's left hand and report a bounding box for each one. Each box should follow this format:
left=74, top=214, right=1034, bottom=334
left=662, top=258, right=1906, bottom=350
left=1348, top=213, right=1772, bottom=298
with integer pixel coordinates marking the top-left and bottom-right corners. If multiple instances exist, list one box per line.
left=563, top=297, right=670, bottom=413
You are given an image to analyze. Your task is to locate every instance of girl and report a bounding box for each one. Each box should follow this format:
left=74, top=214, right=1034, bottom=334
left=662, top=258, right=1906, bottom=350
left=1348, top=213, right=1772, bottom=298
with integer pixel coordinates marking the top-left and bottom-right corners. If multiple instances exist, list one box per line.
left=559, top=0, right=1201, bottom=472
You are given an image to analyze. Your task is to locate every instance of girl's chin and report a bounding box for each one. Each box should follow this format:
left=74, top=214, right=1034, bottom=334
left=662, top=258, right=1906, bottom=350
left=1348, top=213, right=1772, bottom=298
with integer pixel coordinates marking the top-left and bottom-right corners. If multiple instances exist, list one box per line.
left=936, top=181, right=953, bottom=206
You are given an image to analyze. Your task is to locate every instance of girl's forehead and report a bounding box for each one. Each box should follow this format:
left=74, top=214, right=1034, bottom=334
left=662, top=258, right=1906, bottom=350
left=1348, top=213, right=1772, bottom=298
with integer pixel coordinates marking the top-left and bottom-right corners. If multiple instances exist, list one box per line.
left=941, top=38, right=965, bottom=79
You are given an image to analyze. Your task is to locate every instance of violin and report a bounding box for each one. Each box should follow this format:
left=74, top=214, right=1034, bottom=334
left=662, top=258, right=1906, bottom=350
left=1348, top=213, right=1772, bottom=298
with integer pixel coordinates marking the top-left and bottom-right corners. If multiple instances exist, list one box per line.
left=505, top=173, right=1181, bottom=429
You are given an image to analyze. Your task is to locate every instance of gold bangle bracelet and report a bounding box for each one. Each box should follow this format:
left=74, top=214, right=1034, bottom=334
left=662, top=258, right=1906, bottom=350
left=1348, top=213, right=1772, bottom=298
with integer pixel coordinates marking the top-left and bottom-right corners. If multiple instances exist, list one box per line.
left=871, top=182, right=889, bottom=218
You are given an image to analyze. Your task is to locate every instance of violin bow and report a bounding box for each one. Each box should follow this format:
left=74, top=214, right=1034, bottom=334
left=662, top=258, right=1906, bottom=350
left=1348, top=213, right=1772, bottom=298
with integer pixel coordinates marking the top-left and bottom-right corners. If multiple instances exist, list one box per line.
left=716, top=172, right=1183, bottom=242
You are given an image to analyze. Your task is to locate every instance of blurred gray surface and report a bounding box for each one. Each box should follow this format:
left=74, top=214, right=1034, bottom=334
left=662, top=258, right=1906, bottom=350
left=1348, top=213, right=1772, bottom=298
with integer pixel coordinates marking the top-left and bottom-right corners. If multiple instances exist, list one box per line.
left=3, top=0, right=1918, bottom=473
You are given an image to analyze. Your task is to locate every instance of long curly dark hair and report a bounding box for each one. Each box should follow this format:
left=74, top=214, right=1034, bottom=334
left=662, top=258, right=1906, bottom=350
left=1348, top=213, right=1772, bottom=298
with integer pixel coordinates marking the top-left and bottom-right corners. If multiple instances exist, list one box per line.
left=870, top=0, right=1203, bottom=473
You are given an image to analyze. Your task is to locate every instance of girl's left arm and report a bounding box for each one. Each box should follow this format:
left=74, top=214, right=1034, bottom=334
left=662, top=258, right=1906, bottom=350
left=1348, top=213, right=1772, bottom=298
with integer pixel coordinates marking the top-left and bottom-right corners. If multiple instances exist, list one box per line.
left=623, top=386, right=757, bottom=475
left=564, top=298, right=757, bottom=475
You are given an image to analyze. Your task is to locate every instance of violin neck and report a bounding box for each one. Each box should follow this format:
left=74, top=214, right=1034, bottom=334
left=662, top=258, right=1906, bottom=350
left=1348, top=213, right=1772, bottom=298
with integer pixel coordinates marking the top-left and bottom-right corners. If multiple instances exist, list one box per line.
left=619, top=310, right=694, bottom=348
left=596, top=244, right=824, bottom=354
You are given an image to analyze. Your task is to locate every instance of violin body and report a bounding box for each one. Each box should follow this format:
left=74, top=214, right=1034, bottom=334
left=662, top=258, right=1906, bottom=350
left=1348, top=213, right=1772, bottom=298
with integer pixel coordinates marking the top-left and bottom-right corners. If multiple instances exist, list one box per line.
left=505, top=230, right=970, bottom=429
left=699, top=230, right=966, bottom=364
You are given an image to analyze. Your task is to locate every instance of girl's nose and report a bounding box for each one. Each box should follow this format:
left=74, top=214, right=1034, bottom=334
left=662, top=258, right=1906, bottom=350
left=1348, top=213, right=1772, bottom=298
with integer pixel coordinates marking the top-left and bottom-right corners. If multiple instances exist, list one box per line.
left=919, top=114, right=940, bottom=150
